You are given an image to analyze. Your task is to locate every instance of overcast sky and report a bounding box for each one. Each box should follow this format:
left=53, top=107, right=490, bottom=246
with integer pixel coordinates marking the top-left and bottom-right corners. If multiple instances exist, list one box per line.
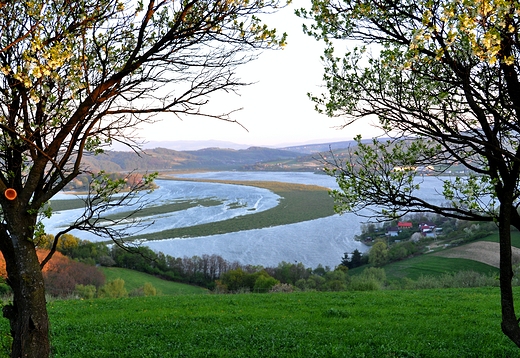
left=136, top=2, right=381, bottom=149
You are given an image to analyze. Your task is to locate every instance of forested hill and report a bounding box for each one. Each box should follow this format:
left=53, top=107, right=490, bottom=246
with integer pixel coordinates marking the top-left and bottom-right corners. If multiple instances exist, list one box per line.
left=81, top=146, right=307, bottom=172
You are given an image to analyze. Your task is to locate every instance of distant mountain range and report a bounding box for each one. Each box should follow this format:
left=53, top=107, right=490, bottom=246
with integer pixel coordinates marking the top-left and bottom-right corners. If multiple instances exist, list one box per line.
left=280, top=139, right=376, bottom=154
left=83, top=139, right=388, bottom=172
left=81, top=146, right=307, bottom=172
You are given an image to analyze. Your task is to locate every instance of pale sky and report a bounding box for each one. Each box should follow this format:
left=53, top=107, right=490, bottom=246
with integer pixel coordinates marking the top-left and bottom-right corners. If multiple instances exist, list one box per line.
left=137, top=2, right=381, bottom=149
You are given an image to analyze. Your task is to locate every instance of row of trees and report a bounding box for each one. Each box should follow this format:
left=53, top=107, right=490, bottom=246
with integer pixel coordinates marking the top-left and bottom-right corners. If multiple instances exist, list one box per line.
left=36, top=234, right=361, bottom=292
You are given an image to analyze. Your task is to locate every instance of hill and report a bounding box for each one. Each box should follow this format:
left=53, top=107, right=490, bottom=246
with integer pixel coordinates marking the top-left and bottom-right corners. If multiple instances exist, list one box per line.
left=81, top=146, right=306, bottom=172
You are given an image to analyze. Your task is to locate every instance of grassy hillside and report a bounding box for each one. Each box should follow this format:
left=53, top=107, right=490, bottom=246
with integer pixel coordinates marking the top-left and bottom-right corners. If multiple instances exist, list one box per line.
left=81, top=147, right=304, bottom=172
left=381, top=255, right=498, bottom=281
left=19, top=288, right=517, bottom=357
left=100, top=267, right=207, bottom=295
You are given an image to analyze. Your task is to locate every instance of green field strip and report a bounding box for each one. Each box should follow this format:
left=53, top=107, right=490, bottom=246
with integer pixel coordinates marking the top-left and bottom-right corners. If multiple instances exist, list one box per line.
left=100, top=267, right=207, bottom=295
left=38, top=288, right=519, bottom=357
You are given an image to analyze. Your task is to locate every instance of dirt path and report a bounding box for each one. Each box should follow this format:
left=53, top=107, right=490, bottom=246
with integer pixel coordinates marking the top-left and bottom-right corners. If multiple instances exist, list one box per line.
left=433, top=241, right=520, bottom=268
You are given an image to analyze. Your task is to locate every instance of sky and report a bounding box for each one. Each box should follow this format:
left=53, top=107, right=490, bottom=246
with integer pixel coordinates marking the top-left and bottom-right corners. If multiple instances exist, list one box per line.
left=136, top=2, right=381, bottom=149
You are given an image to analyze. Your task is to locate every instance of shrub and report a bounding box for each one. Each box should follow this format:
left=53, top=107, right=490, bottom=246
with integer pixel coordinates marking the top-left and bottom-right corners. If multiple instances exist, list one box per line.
left=413, top=275, right=442, bottom=290
left=98, top=279, right=128, bottom=298
left=129, top=287, right=145, bottom=297
left=269, top=283, right=295, bottom=293
left=349, top=277, right=382, bottom=291
left=348, top=267, right=387, bottom=291
left=98, top=255, right=116, bottom=267
left=253, top=275, right=279, bottom=293
left=412, top=271, right=498, bottom=289
left=361, top=267, right=387, bottom=283
left=0, top=282, right=12, bottom=296
left=143, top=282, right=157, bottom=296
left=75, top=284, right=96, bottom=299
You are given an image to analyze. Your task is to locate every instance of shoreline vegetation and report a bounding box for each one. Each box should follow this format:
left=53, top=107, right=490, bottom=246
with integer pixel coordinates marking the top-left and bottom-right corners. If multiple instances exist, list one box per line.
left=51, top=175, right=336, bottom=242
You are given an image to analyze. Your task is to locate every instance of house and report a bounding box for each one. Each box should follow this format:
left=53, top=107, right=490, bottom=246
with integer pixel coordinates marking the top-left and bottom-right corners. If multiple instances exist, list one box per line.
left=386, top=227, right=400, bottom=237
left=397, top=221, right=413, bottom=229
left=419, top=223, right=436, bottom=237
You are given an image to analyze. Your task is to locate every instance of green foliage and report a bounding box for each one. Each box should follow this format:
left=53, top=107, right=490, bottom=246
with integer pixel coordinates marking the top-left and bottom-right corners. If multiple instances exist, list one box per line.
left=341, top=249, right=367, bottom=269
left=97, top=279, right=128, bottom=299
left=142, top=282, right=157, bottom=297
left=253, top=274, right=279, bottom=293
left=75, top=285, right=96, bottom=300
left=219, top=268, right=279, bottom=293
left=100, top=267, right=206, bottom=296
left=349, top=267, right=387, bottom=291
left=0, top=283, right=12, bottom=296
left=129, top=282, right=157, bottom=297
left=368, top=241, right=389, bottom=267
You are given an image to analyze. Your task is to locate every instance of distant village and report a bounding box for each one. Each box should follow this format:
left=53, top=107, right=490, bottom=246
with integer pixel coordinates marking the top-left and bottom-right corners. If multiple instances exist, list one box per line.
left=356, top=215, right=495, bottom=249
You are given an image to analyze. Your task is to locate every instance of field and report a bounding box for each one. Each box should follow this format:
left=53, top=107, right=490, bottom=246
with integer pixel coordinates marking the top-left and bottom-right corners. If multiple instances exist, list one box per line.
left=30, top=288, right=520, bottom=357
left=100, top=267, right=208, bottom=295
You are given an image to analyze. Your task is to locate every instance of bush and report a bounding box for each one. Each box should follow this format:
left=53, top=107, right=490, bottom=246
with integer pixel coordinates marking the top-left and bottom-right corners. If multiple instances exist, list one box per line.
left=143, top=282, right=157, bottom=296
left=40, top=251, right=105, bottom=297
left=348, top=267, right=387, bottom=291
left=98, top=255, right=116, bottom=267
left=98, top=279, right=128, bottom=298
left=75, top=284, right=96, bottom=299
left=269, top=283, right=295, bottom=293
left=253, top=275, right=279, bottom=293
left=412, top=271, right=498, bottom=289
left=349, top=277, right=382, bottom=291
left=0, top=282, right=11, bottom=296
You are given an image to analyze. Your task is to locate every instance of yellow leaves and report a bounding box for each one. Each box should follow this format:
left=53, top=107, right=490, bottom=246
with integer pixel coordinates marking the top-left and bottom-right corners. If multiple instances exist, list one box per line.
left=422, top=10, right=433, bottom=25
left=479, top=0, right=494, bottom=16
left=403, top=0, right=519, bottom=67
left=504, top=55, right=515, bottom=65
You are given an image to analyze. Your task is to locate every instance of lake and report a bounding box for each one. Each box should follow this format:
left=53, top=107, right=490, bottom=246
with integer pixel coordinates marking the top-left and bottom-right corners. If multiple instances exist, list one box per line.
left=44, top=171, right=450, bottom=269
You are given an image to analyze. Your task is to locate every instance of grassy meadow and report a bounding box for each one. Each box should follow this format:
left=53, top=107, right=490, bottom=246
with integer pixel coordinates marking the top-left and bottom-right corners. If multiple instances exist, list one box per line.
left=32, top=288, right=520, bottom=357
left=100, top=267, right=207, bottom=295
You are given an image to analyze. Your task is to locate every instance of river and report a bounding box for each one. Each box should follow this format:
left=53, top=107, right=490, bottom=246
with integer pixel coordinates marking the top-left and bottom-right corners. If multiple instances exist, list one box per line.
left=43, top=171, right=450, bottom=269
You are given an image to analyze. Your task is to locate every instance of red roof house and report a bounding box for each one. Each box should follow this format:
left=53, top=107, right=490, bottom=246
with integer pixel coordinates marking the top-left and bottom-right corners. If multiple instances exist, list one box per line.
left=398, top=222, right=413, bottom=229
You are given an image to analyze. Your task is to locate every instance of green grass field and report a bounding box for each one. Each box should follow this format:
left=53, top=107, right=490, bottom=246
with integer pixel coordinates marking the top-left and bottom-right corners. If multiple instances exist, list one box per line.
left=381, top=255, right=499, bottom=281
left=30, top=288, right=518, bottom=357
left=100, top=267, right=207, bottom=295
left=479, top=230, right=520, bottom=247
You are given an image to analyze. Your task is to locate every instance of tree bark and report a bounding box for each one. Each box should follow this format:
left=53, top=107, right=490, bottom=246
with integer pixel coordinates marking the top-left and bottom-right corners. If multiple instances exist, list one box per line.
left=498, top=203, right=520, bottom=347
left=1, top=234, right=50, bottom=358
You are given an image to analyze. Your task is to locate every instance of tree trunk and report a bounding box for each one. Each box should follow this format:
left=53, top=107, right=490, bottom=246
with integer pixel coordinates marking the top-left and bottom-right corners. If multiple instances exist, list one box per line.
left=498, top=204, right=520, bottom=347
left=2, top=235, right=50, bottom=358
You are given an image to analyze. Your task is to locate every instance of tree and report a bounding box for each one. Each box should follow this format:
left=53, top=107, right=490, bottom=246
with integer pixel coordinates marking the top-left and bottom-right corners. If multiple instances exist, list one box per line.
left=350, top=249, right=364, bottom=269
left=368, top=241, right=388, bottom=267
left=0, top=1, right=286, bottom=356
left=299, top=0, right=520, bottom=347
